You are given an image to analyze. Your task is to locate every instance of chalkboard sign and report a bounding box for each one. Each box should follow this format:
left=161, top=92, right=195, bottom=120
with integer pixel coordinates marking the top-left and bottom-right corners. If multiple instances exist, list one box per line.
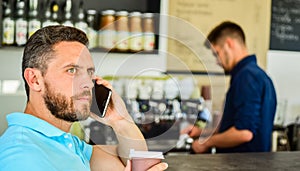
left=0, top=0, right=2, bottom=47
left=270, top=0, right=300, bottom=51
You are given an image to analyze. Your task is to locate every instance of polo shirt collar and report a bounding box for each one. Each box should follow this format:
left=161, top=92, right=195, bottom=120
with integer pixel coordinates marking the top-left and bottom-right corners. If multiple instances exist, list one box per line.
left=7, top=112, right=66, bottom=137
left=230, top=54, right=257, bottom=79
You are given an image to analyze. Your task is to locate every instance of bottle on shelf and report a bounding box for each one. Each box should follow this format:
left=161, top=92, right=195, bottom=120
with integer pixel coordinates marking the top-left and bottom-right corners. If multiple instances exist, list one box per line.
left=15, top=0, right=28, bottom=46
left=74, top=0, right=88, bottom=33
left=51, top=1, right=60, bottom=25
left=62, top=0, right=74, bottom=27
left=86, top=9, right=98, bottom=49
left=142, top=13, right=155, bottom=51
left=28, top=0, right=41, bottom=38
left=2, top=0, right=15, bottom=46
left=99, top=9, right=116, bottom=50
left=115, top=11, right=130, bottom=52
left=42, top=0, right=59, bottom=27
left=129, top=11, right=143, bottom=52
left=42, top=0, right=52, bottom=27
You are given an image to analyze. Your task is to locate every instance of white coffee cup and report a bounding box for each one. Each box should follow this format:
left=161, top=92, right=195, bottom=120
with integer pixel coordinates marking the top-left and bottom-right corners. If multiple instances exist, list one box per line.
left=129, top=149, right=165, bottom=171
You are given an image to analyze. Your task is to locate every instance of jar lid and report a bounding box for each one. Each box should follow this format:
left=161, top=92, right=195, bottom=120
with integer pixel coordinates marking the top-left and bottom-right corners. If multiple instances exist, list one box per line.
left=142, top=13, right=154, bottom=18
left=87, top=9, right=97, bottom=15
left=129, top=11, right=142, bottom=17
left=116, top=10, right=128, bottom=16
left=101, top=10, right=115, bottom=15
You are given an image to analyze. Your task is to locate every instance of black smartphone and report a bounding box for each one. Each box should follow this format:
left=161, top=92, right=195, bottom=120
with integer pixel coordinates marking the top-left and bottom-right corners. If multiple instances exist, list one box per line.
left=91, top=83, right=112, bottom=118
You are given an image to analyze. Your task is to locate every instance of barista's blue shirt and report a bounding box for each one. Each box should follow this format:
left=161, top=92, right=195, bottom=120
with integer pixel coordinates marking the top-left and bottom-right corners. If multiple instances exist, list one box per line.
left=0, top=112, right=93, bottom=171
left=217, top=55, right=277, bottom=153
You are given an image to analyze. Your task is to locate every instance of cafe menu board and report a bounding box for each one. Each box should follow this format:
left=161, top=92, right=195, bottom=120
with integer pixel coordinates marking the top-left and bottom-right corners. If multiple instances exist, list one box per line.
left=167, top=0, right=270, bottom=71
left=270, top=0, right=300, bottom=51
left=0, top=0, right=2, bottom=47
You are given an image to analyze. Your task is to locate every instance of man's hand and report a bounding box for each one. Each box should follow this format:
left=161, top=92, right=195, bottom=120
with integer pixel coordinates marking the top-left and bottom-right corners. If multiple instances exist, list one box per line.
left=90, top=77, right=147, bottom=165
left=192, top=138, right=210, bottom=153
left=124, top=160, right=168, bottom=171
left=91, top=77, right=133, bottom=127
left=180, top=124, right=202, bottom=138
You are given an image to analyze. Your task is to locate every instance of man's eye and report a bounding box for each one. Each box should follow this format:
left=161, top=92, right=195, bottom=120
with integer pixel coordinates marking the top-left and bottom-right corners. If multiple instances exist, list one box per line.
left=88, top=70, right=95, bottom=76
left=212, top=50, right=219, bottom=58
left=67, top=68, right=77, bottom=74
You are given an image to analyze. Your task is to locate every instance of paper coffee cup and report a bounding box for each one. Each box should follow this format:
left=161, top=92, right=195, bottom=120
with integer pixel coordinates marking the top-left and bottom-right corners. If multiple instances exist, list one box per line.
left=129, top=149, right=164, bottom=171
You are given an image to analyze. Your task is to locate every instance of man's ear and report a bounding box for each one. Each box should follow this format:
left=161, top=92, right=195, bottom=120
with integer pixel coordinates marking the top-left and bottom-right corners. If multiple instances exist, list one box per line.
left=225, top=37, right=236, bottom=49
left=24, top=68, right=43, bottom=92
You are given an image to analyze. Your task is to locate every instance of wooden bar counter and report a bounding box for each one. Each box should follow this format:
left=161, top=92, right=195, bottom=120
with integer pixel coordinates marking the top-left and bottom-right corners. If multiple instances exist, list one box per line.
left=164, top=151, right=300, bottom=170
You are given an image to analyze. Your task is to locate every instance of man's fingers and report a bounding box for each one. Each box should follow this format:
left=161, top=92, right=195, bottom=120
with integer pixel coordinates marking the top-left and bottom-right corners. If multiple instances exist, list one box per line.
left=148, top=162, right=168, bottom=171
left=124, top=160, right=131, bottom=171
left=94, top=77, right=113, bottom=89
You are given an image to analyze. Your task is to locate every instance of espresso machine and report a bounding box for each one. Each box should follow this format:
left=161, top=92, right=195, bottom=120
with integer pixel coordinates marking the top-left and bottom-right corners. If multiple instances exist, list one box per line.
left=86, top=77, right=212, bottom=154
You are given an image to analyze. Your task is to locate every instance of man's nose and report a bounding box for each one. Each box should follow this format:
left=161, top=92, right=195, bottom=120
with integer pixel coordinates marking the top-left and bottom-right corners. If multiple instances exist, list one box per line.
left=80, top=74, right=94, bottom=90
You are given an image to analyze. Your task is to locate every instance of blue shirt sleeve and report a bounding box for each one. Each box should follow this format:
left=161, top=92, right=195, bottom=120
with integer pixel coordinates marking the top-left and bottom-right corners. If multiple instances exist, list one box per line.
left=72, top=135, right=93, bottom=161
left=233, top=70, right=263, bottom=135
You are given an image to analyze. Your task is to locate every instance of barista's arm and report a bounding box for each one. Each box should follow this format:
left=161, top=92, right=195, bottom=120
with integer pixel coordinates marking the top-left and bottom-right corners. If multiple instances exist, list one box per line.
left=181, top=124, right=219, bottom=138
left=192, top=126, right=253, bottom=153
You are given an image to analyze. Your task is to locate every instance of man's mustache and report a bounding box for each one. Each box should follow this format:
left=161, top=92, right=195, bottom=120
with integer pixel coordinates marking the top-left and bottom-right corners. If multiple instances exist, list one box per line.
left=72, top=90, right=91, bottom=99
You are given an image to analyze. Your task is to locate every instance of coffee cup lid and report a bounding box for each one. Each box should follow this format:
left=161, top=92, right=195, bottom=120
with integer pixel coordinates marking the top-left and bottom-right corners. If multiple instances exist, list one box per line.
left=129, top=149, right=164, bottom=159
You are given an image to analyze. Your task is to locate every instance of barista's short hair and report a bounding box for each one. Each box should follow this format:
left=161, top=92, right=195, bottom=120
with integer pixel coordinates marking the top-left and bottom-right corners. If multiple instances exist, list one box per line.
left=205, top=21, right=246, bottom=48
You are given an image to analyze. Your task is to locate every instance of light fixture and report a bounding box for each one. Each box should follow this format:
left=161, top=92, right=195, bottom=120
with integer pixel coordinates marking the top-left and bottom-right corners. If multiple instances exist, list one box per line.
left=1, top=80, right=21, bottom=94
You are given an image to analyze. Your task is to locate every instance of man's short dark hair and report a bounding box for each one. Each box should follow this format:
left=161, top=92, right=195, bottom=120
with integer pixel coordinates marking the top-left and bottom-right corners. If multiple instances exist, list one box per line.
left=22, top=25, right=89, bottom=100
left=205, top=21, right=246, bottom=48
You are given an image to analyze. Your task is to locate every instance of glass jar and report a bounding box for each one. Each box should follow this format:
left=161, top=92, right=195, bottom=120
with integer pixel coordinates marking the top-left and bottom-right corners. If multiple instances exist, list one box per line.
left=142, top=13, right=155, bottom=51
left=115, top=11, right=130, bottom=52
left=129, top=11, right=143, bottom=52
left=99, top=10, right=116, bottom=50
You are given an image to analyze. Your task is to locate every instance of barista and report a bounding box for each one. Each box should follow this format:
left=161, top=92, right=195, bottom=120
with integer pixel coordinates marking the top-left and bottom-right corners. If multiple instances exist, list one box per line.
left=182, top=21, right=277, bottom=153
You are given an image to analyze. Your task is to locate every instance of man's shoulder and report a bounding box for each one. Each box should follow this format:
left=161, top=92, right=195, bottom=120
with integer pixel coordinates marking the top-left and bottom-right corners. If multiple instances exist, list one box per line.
left=237, top=63, right=270, bottom=83
left=239, top=62, right=264, bottom=75
left=0, top=138, right=50, bottom=171
left=0, top=127, right=44, bottom=155
left=0, top=125, right=49, bottom=157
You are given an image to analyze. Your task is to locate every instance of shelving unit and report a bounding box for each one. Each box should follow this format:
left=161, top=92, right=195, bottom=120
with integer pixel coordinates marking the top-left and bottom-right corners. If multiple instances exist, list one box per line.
left=1, top=0, right=166, bottom=51
left=0, top=0, right=168, bottom=75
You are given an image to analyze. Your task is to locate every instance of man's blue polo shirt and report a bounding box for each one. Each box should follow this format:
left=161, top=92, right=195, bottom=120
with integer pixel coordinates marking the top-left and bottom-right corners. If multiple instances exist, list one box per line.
left=217, top=55, right=277, bottom=153
left=0, top=112, right=93, bottom=171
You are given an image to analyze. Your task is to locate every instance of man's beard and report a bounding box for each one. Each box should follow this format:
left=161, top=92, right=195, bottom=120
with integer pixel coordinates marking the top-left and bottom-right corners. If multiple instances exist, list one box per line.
left=43, top=81, right=92, bottom=122
left=223, top=51, right=231, bottom=75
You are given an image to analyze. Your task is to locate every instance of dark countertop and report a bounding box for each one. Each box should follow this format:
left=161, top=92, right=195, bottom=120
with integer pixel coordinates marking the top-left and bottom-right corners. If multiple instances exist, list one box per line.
left=164, top=151, right=300, bottom=171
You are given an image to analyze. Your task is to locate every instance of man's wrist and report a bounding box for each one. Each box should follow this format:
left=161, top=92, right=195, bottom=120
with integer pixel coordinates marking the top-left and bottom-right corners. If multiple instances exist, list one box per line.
left=110, top=117, right=135, bottom=132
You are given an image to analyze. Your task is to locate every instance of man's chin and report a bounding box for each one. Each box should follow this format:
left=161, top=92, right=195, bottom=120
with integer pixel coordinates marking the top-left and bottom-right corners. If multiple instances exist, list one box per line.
left=222, top=68, right=231, bottom=75
left=52, top=111, right=90, bottom=122
left=74, top=108, right=91, bottom=121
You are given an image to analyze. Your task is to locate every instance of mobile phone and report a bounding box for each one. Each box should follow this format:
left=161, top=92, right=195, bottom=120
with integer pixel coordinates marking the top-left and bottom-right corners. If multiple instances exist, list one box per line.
left=91, top=83, right=112, bottom=118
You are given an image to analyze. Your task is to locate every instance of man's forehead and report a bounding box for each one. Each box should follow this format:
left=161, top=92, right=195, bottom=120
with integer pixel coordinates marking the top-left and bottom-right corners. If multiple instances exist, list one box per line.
left=53, top=41, right=86, bottom=51
left=50, top=41, right=94, bottom=66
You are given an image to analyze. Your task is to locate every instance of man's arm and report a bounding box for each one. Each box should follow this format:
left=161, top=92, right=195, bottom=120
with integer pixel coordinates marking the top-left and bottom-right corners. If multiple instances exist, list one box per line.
left=90, top=145, right=168, bottom=171
left=90, top=78, right=147, bottom=167
left=192, top=126, right=253, bottom=153
left=92, top=89, right=147, bottom=164
left=90, top=77, right=168, bottom=170
left=111, top=118, right=148, bottom=164
left=90, top=145, right=125, bottom=170
left=181, top=124, right=219, bottom=138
